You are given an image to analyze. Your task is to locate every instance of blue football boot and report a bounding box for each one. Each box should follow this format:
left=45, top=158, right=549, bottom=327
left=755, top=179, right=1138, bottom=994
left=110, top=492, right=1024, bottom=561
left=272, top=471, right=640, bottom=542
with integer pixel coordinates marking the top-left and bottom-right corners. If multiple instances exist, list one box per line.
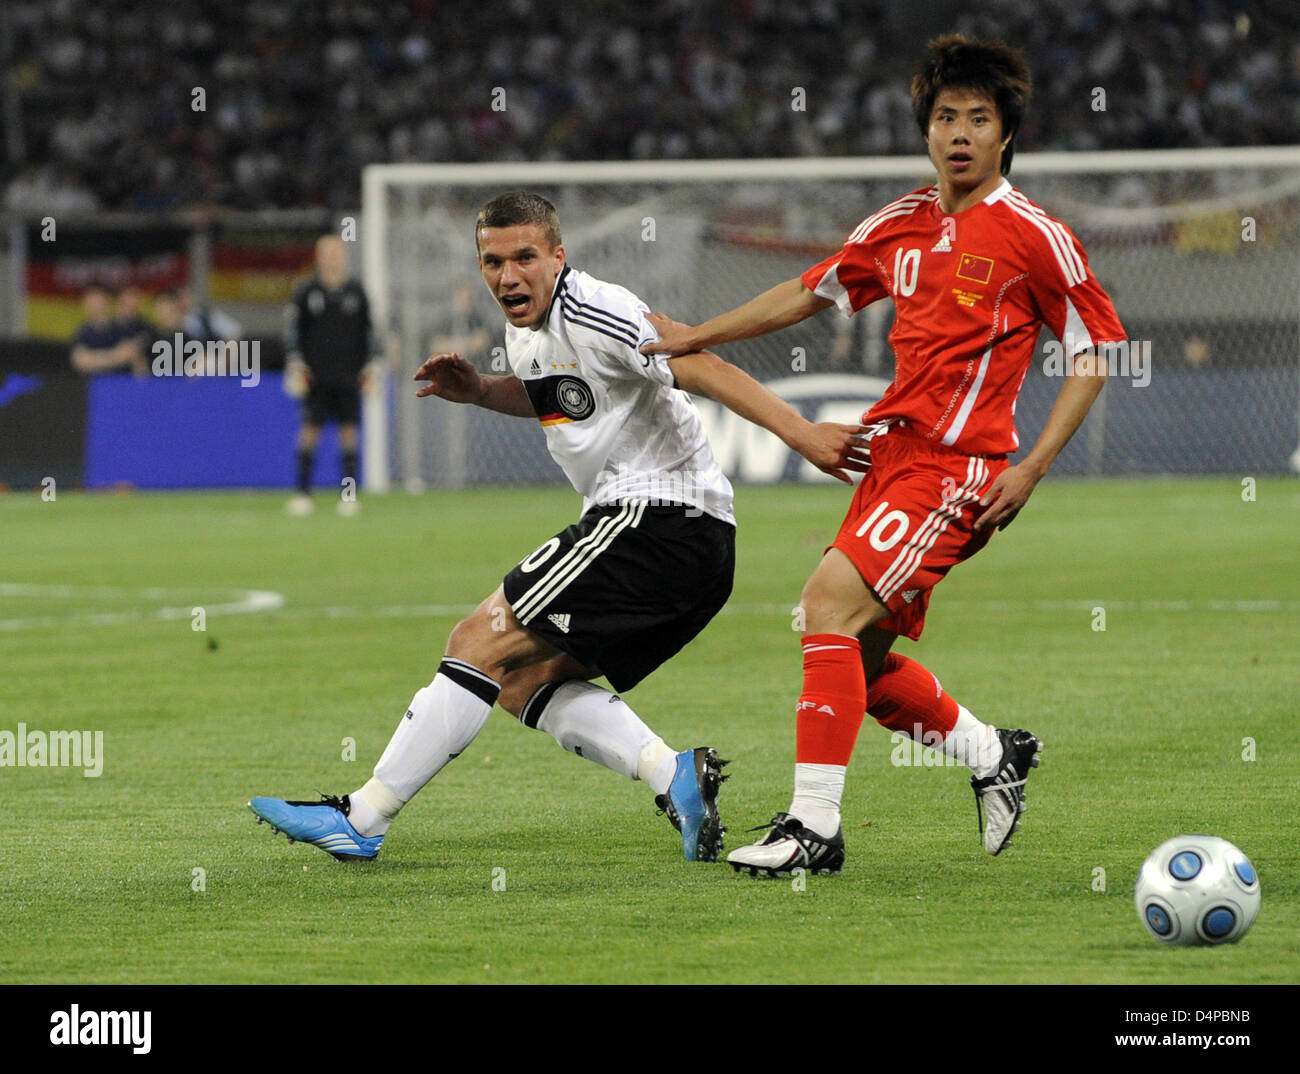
left=653, top=747, right=728, bottom=862
left=248, top=793, right=383, bottom=861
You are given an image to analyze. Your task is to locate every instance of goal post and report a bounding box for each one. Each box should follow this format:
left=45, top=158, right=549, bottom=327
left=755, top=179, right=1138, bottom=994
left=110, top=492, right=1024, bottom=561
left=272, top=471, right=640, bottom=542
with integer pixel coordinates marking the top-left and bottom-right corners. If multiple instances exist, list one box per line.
left=361, top=146, right=1300, bottom=492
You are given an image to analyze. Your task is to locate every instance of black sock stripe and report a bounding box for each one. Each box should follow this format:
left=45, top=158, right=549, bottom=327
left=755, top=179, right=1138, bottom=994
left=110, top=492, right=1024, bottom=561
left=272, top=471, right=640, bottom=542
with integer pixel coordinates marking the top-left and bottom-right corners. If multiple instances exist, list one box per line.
left=437, top=659, right=500, bottom=707
left=442, top=656, right=498, bottom=685
left=520, top=680, right=565, bottom=729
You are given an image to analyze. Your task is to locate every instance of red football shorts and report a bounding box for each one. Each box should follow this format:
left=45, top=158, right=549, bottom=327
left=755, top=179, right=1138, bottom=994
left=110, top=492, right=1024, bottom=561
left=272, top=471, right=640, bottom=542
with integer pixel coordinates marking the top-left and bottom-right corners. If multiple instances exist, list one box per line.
left=831, top=424, right=1008, bottom=640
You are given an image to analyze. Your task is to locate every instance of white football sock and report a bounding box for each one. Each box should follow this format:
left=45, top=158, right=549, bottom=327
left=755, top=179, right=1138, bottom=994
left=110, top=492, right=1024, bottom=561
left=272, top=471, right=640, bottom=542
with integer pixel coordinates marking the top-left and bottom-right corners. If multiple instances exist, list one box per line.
left=521, top=679, right=673, bottom=788
left=640, top=741, right=680, bottom=797
left=350, top=658, right=500, bottom=837
left=347, top=776, right=402, bottom=837
left=788, top=763, right=845, bottom=837
left=944, top=705, right=1003, bottom=777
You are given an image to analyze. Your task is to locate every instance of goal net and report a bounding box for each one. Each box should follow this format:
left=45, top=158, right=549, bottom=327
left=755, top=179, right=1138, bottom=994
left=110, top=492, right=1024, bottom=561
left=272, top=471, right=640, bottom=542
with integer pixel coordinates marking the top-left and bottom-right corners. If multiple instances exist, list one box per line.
left=360, top=148, right=1300, bottom=491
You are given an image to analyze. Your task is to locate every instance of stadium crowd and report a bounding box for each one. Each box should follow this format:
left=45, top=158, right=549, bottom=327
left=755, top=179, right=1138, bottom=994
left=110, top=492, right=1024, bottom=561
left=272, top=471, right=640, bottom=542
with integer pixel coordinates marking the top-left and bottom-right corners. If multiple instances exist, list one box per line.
left=3, top=0, right=1296, bottom=214
left=68, top=284, right=241, bottom=375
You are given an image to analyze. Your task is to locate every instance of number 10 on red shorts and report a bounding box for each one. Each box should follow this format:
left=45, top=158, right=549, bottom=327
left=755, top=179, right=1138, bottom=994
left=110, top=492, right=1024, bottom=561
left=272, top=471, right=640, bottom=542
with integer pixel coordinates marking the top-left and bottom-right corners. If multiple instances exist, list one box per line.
left=830, top=431, right=1008, bottom=641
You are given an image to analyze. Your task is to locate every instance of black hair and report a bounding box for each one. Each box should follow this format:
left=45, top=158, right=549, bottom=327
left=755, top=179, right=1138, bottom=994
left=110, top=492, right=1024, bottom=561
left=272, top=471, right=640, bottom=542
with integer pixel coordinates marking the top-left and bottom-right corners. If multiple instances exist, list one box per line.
left=911, top=34, right=1032, bottom=176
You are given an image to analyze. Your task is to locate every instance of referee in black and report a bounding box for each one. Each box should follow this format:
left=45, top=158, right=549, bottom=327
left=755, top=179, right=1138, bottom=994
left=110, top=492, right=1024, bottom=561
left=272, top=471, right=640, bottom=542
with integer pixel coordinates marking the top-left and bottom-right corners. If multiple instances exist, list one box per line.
left=285, top=235, right=377, bottom=515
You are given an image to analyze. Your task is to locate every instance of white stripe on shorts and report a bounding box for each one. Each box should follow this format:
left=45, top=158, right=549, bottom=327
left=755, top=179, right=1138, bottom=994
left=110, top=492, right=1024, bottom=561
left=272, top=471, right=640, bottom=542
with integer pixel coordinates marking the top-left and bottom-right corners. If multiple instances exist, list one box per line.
left=873, top=457, right=987, bottom=602
left=512, top=501, right=646, bottom=624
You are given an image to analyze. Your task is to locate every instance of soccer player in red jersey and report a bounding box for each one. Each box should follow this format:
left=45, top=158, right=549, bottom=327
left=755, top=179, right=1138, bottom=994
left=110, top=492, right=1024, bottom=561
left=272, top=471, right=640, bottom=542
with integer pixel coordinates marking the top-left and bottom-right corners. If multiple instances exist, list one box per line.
left=644, top=35, right=1127, bottom=874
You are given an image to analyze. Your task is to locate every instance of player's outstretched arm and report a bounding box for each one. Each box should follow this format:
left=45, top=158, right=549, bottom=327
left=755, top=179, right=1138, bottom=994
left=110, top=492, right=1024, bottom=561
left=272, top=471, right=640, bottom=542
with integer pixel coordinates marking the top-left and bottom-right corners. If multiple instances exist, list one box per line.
left=641, top=278, right=833, bottom=357
left=414, top=352, right=534, bottom=417
left=975, top=349, right=1109, bottom=531
left=669, top=351, right=871, bottom=484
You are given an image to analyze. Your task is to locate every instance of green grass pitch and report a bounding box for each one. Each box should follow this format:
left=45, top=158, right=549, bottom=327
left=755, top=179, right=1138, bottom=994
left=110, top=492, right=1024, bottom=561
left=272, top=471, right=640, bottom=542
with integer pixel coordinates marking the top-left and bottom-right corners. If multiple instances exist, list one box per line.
left=1, top=478, right=1296, bottom=984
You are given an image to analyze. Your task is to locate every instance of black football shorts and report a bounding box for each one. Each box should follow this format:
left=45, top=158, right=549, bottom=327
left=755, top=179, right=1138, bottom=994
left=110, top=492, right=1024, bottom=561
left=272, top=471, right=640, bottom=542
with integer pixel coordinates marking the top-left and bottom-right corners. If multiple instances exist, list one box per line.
left=502, top=500, right=735, bottom=692
left=305, top=384, right=361, bottom=426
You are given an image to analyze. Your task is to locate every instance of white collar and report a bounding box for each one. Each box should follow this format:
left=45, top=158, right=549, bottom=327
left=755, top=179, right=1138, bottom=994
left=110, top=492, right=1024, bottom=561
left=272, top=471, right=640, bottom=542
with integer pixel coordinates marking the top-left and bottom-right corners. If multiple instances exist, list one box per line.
left=983, top=177, right=1013, bottom=205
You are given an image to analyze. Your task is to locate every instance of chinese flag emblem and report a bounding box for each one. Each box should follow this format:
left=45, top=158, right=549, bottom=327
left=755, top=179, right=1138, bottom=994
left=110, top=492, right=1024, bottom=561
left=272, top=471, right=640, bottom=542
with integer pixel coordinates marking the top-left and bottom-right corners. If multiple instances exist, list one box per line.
left=956, top=253, right=994, bottom=285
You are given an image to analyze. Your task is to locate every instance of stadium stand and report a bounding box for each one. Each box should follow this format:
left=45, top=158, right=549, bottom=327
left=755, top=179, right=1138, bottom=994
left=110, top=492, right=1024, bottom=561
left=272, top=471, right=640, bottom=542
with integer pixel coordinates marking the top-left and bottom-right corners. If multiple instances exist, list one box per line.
left=3, top=0, right=1297, bottom=213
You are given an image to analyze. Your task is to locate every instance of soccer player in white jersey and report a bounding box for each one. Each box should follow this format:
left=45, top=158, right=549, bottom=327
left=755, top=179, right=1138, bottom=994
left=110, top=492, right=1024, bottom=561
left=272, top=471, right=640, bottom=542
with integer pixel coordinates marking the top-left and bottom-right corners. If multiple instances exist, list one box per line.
left=249, top=192, right=870, bottom=864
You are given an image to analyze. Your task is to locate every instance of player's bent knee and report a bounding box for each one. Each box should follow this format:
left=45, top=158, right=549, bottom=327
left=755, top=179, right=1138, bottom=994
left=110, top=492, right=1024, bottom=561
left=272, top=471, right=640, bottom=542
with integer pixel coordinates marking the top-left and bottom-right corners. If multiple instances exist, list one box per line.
left=800, top=560, right=889, bottom=637
left=445, top=609, right=514, bottom=672
left=444, top=598, right=561, bottom=681
left=801, top=592, right=864, bottom=635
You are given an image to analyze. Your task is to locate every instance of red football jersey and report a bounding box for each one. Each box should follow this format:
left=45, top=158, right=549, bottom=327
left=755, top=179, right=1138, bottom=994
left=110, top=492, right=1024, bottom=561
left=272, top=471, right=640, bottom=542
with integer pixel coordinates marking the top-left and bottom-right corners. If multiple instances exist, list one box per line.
left=801, top=178, right=1126, bottom=456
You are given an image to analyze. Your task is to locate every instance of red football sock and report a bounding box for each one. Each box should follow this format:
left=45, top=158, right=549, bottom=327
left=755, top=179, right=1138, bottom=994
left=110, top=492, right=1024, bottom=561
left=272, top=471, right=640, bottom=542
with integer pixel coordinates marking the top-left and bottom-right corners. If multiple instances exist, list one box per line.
left=794, top=634, right=866, bottom=766
left=867, top=652, right=959, bottom=744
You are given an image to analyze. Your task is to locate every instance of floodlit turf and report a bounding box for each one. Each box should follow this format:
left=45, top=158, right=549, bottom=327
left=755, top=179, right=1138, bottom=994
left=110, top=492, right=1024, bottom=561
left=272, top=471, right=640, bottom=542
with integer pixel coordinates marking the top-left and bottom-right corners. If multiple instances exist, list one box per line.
left=1, top=479, right=1296, bottom=984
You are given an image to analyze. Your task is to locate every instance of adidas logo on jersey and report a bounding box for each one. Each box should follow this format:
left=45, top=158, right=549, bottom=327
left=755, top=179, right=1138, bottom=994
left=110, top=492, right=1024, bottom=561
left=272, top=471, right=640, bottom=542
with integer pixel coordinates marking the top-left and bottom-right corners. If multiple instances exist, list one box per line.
left=930, top=235, right=953, bottom=253
left=547, top=613, right=571, bottom=634
left=529, top=358, right=541, bottom=375
left=901, top=589, right=920, bottom=604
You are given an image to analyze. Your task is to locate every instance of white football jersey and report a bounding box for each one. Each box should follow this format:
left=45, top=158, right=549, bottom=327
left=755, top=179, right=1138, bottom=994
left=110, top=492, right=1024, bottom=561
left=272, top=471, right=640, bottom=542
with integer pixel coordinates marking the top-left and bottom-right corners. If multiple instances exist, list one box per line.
left=503, top=265, right=735, bottom=525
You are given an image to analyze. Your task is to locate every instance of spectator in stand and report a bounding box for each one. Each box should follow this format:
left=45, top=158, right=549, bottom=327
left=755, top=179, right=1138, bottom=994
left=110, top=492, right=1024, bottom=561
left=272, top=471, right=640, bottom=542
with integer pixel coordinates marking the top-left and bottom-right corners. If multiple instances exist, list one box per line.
left=70, top=284, right=147, bottom=376
left=180, top=286, right=242, bottom=344
left=115, top=285, right=153, bottom=356
left=150, top=289, right=187, bottom=341
left=147, top=288, right=202, bottom=373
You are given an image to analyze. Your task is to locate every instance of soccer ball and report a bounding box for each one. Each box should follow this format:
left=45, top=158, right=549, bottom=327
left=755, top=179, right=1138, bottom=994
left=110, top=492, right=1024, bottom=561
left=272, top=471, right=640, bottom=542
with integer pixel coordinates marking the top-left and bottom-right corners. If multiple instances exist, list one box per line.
left=1134, top=834, right=1260, bottom=946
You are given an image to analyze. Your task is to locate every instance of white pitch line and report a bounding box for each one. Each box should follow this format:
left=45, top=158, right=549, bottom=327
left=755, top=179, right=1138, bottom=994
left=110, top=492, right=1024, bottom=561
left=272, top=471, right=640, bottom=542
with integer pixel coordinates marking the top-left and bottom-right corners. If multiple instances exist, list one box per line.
left=1, top=591, right=1294, bottom=632
left=722, top=600, right=1300, bottom=614
left=230, top=598, right=1300, bottom=621
left=0, top=586, right=284, bottom=631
